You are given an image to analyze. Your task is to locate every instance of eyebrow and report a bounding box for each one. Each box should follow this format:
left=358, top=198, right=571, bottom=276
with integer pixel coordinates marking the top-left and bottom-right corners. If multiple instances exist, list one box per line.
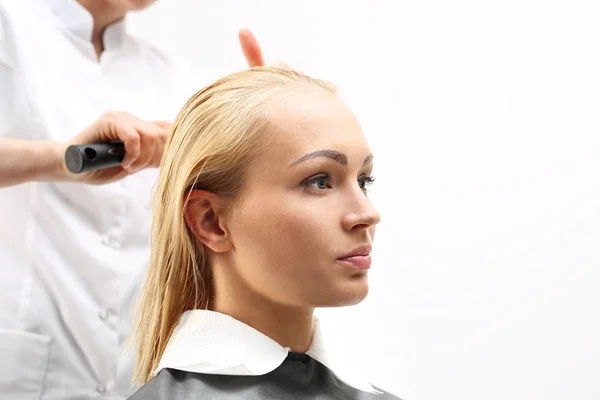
left=290, top=150, right=374, bottom=167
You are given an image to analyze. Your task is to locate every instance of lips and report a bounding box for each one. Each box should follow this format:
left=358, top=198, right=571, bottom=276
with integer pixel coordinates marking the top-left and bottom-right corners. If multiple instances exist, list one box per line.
left=337, top=245, right=372, bottom=271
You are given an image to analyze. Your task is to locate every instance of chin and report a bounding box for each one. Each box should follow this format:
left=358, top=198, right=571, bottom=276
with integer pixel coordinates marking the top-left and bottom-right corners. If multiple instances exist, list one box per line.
left=125, top=0, right=156, bottom=10
left=316, top=275, right=370, bottom=307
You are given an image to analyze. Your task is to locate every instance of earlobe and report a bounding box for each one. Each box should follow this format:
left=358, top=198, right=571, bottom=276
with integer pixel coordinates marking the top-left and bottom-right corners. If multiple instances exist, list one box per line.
left=183, top=190, right=231, bottom=253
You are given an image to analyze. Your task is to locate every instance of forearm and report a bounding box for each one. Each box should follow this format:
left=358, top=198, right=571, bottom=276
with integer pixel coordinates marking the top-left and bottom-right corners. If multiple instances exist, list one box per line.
left=0, top=138, right=68, bottom=188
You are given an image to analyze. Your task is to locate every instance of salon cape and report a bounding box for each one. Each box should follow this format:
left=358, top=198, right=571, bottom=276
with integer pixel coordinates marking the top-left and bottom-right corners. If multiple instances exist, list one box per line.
left=128, top=310, right=402, bottom=399
left=0, top=0, right=200, bottom=399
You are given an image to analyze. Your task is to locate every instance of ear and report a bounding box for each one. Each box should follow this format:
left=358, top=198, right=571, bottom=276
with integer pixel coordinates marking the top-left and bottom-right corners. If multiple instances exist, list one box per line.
left=184, top=190, right=232, bottom=253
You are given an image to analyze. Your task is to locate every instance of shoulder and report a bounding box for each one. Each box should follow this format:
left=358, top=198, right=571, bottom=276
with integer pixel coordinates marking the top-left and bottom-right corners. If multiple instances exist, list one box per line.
left=128, top=369, right=216, bottom=399
left=0, top=1, right=49, bottom=69
left=129, top=366, right=405, bottom=400
left=128, top=369, right=180, bottom=400
left=370, top=384, right=404, bottom=400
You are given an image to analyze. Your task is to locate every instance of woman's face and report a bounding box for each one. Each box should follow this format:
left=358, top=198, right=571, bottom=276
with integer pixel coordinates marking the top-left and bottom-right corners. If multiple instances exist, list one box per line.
left=223, top=89, right=381, bottom=308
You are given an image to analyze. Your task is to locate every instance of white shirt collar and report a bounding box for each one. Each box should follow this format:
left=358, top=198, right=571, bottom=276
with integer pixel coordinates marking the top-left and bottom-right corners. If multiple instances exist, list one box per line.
left=157, top=310, right=380, bottom=395
left=41, top=0, right=127, bottom=50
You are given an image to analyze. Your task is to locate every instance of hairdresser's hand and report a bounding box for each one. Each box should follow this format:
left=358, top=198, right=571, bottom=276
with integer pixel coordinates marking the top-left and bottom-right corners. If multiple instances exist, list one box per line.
left=62, top=112, right=171, bottom=184
left=238, top=29, right=292, bottom=70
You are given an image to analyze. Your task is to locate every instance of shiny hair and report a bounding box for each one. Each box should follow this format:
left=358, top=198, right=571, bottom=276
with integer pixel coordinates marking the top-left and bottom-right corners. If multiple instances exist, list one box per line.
left=130, top=66, right=337, bottom=384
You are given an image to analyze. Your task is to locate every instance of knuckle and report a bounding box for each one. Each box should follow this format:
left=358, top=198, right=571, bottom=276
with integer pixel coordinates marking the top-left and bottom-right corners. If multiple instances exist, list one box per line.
left=138, top=132, right=153, bottom=144
left=148, top=130, right=162, bottom=142
left=100, top=112, right=117, bottom=126
left=117, top=111, right=134, bottom=119
left=127, top=129, right=141, bottom=141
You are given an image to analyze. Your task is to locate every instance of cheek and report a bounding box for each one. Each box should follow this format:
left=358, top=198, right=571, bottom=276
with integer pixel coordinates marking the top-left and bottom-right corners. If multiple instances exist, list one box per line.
left=228, top=192, right=337, bottom=299
left=236, top=193, right=332, bottom=263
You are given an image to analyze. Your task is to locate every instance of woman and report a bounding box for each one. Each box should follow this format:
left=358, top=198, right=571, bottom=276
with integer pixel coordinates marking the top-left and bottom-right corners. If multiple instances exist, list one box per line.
left=128, top=67, right=400, bottom=399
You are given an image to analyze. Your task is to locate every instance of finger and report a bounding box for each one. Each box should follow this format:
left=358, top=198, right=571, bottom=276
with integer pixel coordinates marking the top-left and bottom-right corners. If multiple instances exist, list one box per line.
left=104, top=117, right=140, bottom=169
left=129, top=134, right=157, bottom=173
left=120, top=129, right=141, bottom=169
left=148, top=123, right=167, bottom=168
left=150, top=139, right=165, bottom=168
left=80, top=112, right=125, bottom=144
left=152, top=120, right=171, bottom=147
left=151, top=121, right=169, bottom=145
left=138, top=120, right=167, bottom=137
left=238, top=28, right=265, bottom=68
left=129, top=121, right=162, bottom=172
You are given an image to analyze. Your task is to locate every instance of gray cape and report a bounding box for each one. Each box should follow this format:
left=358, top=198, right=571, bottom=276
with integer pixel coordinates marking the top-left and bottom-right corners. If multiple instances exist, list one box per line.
left=129, top=352, right=401, bottom=399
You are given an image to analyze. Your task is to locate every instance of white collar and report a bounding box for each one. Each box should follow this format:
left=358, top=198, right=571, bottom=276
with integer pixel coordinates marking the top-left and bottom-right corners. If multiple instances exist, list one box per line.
left=157, top=310, right=380, bottom=395
left=39, top=0, right=127, bottom=50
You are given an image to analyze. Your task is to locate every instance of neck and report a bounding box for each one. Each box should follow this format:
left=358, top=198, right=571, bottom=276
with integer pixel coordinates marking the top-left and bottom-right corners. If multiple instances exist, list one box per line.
left=210, top=264, right=315, bottom=353
left=77, top=0, right=126, bottom=58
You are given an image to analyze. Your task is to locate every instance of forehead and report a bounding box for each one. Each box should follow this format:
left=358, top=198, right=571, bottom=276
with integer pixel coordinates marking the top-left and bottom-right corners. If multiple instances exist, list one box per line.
left=260, top=90, right=370, bottom=165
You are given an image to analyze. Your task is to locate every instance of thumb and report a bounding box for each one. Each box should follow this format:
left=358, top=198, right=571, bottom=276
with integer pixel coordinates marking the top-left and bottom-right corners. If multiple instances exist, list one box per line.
left=238, top=28, right=265, bottom=68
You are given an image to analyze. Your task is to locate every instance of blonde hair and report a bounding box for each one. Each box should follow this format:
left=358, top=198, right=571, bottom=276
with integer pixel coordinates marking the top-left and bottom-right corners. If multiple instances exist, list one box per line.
left=130, top=66, right=337, bottom=384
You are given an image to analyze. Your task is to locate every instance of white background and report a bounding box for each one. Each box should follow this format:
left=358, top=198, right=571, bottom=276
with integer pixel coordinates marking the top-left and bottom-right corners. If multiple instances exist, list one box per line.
left=129, top=1, right=600, bottom=399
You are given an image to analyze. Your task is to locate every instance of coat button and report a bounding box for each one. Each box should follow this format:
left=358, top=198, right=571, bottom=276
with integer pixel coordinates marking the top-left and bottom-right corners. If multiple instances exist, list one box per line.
left=96, top=385, right=106, bottom=393
left=101, top=235, right=121, bottom=249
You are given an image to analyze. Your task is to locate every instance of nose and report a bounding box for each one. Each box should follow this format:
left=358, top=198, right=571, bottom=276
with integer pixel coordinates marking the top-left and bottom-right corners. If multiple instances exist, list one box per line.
left=341, top=191, right=381, bottom=232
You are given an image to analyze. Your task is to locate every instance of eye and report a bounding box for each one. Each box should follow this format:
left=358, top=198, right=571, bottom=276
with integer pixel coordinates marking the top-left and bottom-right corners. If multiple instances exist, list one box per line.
left=301, top=173, right=332, bottom=191
left=358, top=175, right=376, bottom=191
